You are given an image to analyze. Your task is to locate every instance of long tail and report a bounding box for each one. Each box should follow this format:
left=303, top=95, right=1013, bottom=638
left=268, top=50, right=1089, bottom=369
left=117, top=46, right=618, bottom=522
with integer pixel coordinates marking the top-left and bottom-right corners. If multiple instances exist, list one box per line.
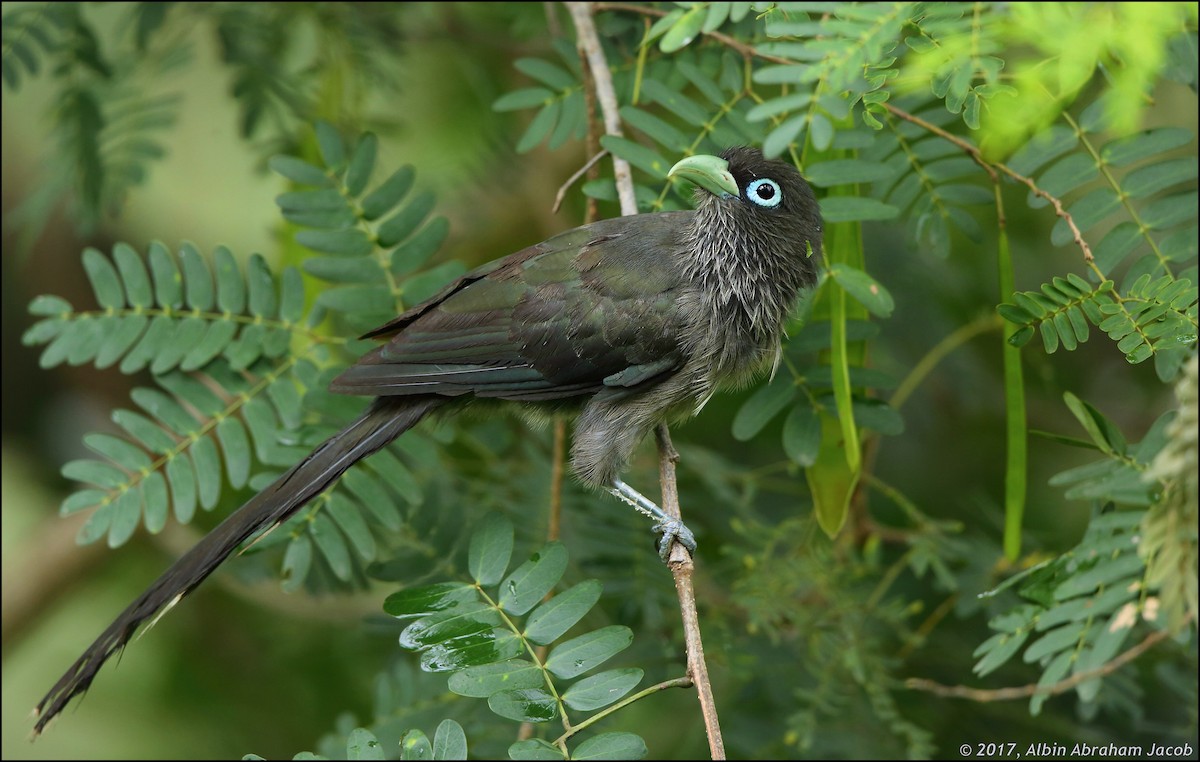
left=34, top=395, right=444, bottom=735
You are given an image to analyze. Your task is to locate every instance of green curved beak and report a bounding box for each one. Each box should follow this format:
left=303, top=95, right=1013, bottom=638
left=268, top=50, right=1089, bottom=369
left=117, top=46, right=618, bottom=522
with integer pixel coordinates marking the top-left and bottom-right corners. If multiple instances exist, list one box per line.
left=668, top=154, right=739, bottom=199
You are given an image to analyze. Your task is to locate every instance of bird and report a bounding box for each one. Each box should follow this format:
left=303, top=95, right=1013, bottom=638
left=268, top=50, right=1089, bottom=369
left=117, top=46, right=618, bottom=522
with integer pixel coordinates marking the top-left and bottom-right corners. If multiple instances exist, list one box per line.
left=33, top=146, right=822, bottom=734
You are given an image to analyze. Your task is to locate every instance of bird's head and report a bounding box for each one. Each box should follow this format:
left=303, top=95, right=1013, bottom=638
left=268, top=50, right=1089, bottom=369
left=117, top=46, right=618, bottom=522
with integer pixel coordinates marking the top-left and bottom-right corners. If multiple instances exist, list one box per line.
left=669, top=146, right=822, bottom=292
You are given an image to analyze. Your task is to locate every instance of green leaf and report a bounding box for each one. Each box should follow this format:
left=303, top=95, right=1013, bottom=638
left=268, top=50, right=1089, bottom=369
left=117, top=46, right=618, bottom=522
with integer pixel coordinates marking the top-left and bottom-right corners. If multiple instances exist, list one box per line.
left=1006, top=125, right=1077, bottom=176
left=507, top=739, right=565, bottom=761
left=782, top=404, right=821, bottom=466
left=487, top=688, right=558, bottom=723
left=1029, top=649, right=1073, bottom=716
left=63, top=459, right=127, bottom=489
left=809, top=113, right=833, bottom=151
left=310, top=511, right=352, bottom=581
left=1022, top=623, right=1081, bottom=663
left=419, top=628, right=522, bottom=672
left=282, top=535, right=313, bottom=593
left=572, top=733, right=647, bottom=761
left=599, top=135, right=670, bottom=179
left=95, top=315, right=148, bottom=368
left=216, top=416, right=251, bottom=488
left=191, top=436, right=222, bottom=510
left=1100, top=128, right=1194, bottom=167
left=524, top=579, right=603, bottom=645
left=269, top=155, right=331, bottom=187
left=748, top=90, right=813, bottom=122
left=659, top=5, right=705, bottom=52
left=399, top=602, right=501, bottom=649
left=1094, top=222, right=1142, bottom=274
left=384, top=582, right=479, bottom=618
left=295, top=229, right=374, bottom=257
left=113, top=409, right=176, bottom=453
left=166, top=454, right=197, bottom=524
left=1123, top=159, right=1198, bottom=198
left=344, top=468, right=403, bottom=530
left=345, top=133, right=377, bottom=197
left=619, top=106, right=687, bottom=152
left=762, top=114, right=807, bottom=158
left=972, top=629, right=1030, bottom=677
left=378, top=191, right=437, bottom=248
left=562, top=667, right=643, bottom=711
left=446, top=659, right=543, bottom=698
left=314, top=121, right=346, bottom=172
left=493, top=87, right=554, bottom=112
left=327, top=494, right=376, bottom=562
left=347, top=728, right=384, bottom=761
left=803, top=159, right=896, bottom=187
left=732, top=374, right=795, bottom=441
left=829, top=263, right=894, bottom=317
left=819, top=196, right=899, bottom=223
left=27, top=295, right=72, bottom=316
left=85, top=432, right=152, bottom=471
left=640, top=78, right=707, bottom=126
left=212, top=246, right=244, bottom=314
left=83, top=248, right=124, bottom=309
left=180, top=243, right=214, bottom=310
left=107, top=489, right=142, bottom=547
left=113, top=243, right=153, bottom=307
left=545, top=625, right=632, bottom=679
left=1062, top=392, right=1126, bottom=457
left=393, top=218, right=450, bottom=275
left=469, top=512, right=514, bottom=586
left=517, top=101, right=560, bottom=153
left=361, top=165, right=415, bottom=221
left=515, top=57, right=575, bottom=90
left=498, top=542, right=568, bottom=615
left=1142, top=191, right=1198, bottom=230
left=432, top=720, right=467, bottom=761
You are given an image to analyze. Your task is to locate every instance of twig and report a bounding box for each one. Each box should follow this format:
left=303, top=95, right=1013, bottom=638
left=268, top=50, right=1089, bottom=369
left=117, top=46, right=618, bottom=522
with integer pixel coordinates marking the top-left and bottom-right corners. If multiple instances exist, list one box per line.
left=906, top=626, right=1175, bottom=702
left=657, top=425, right=725, bottom=760
left=568, top=3, right=724, bottom=758
left=881, top=103, right=1093, bottom=262
left=566, top=2, right=638, bottom=216
left=552, top=150, right=609, bottom=214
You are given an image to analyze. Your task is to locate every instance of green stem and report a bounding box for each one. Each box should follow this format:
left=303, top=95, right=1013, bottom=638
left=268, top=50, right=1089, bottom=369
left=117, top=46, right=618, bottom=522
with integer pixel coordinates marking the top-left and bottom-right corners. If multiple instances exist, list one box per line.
left=996, top=183, right=1027, bottom=561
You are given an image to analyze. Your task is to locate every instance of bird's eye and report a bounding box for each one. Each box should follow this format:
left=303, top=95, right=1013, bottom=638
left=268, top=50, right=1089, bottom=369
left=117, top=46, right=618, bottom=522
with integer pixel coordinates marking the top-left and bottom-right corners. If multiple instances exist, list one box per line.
left=746, top=178, right=782, bottom=208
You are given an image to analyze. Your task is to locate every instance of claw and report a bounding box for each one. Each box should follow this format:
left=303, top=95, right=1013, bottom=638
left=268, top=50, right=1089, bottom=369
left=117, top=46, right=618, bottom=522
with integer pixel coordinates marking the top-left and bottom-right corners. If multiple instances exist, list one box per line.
left=610, top=478, right=697, bottom=562
left=652, top=518, right=697, bottom=560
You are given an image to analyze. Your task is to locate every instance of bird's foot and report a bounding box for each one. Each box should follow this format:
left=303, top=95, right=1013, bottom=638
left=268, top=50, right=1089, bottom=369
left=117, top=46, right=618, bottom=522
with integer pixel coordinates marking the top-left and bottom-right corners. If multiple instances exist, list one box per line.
left=651, top=517, right=697, bottom=561
left=610, top=478, right=697, bottom=561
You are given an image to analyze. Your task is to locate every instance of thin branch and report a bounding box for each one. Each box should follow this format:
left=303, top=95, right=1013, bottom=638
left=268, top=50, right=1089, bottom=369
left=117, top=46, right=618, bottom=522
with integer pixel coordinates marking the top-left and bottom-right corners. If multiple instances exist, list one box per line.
left=552, top=149, right=608, bottom=214
left=566, top=1, right=638, bottom=216
left=882, top=103, right=1093, bottom=262
left=906, top=626, right=1175, bottom=702
left=657, top=425, right=726, bottom=760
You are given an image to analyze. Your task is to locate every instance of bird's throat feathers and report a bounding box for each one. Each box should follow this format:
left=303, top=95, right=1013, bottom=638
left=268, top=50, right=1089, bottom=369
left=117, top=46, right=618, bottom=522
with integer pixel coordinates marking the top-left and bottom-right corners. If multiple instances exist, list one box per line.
left=682, top=195, right=818, bottom=350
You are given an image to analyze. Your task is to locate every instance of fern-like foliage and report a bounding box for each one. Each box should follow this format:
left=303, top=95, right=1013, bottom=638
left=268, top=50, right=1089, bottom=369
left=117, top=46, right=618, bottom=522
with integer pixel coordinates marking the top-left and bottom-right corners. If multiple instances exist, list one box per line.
left=1, top=2, right=69, bottom=90
left=386, top=514, right=649, bottom=761
left=23, top=242, right=308, bottom=547
left=974, top=510, right=1152, bottom=716
left=247, top=723, right=468, bottom=761
left=999, top=102, right=1198, bottom=379
left=21, top=123, right=457, bottom=589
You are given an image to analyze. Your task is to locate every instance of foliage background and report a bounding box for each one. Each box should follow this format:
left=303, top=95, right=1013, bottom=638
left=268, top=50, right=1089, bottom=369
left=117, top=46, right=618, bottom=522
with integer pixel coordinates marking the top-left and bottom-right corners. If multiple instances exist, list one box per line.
left=1, top=2, right=1197, bottom=760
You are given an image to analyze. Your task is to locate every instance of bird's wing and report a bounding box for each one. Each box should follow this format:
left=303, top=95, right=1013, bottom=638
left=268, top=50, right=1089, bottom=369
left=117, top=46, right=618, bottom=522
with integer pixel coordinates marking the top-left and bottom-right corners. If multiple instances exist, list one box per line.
left=330, top=212, right=693, bottom=401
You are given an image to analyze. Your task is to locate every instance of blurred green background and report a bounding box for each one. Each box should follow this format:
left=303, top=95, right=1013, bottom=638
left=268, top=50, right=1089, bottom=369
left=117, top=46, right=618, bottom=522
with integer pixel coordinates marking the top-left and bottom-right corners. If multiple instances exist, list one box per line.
left=2, top=2, right=1196, bottom=759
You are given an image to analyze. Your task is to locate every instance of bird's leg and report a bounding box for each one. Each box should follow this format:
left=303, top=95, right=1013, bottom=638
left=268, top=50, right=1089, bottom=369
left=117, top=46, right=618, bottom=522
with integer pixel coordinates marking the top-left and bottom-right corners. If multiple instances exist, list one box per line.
left=609, top=478, right=697, bottom=561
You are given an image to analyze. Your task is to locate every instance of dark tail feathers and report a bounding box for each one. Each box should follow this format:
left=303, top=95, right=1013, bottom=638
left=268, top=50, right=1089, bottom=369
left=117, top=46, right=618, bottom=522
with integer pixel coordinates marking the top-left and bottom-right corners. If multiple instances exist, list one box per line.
left=34, top=396, right=444, bottom=735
